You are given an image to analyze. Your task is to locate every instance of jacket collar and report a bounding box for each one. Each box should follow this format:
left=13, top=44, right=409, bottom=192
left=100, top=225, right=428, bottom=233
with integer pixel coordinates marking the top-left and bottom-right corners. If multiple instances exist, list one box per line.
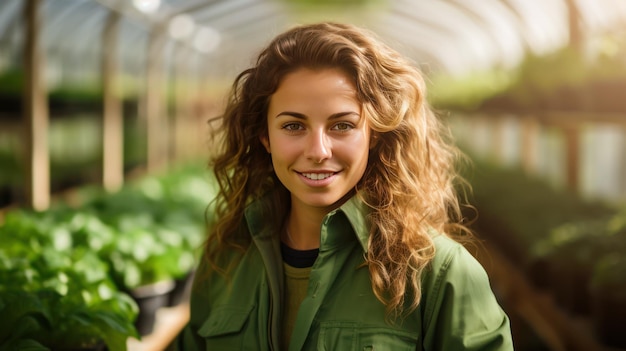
left=243, top=192, right=371, bottom=252
left=331, top=195, right=370, bottom=252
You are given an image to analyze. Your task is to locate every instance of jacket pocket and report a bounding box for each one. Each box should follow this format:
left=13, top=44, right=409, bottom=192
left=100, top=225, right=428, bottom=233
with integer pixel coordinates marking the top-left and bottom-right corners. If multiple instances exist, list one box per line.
left=198, top=305, right=255, bottom=350
left=318, top=322, right=418, bottom=351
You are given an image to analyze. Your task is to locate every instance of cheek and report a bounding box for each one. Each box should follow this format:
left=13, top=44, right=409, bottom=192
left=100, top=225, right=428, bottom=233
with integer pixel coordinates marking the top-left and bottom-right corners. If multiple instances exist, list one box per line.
left=338, top=135, right=370, bottom=168
left=355, top=134, right=372, bottom=171
left=268, top=135, right=299, bottom=163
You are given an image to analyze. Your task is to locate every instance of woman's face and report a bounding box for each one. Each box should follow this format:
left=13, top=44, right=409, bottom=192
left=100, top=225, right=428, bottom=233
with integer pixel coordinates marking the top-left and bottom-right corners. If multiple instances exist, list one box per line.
left=262, top=67, right=371, bottom=211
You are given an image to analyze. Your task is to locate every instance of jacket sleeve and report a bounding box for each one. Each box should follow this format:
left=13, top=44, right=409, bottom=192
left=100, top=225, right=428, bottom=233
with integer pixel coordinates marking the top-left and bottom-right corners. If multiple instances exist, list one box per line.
left=421, top=238, right=514, bottom=351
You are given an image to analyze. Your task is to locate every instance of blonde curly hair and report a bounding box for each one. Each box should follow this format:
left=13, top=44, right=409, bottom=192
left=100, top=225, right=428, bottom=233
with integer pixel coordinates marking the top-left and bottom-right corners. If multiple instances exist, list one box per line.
left=207, top=22, right=471, bottom=318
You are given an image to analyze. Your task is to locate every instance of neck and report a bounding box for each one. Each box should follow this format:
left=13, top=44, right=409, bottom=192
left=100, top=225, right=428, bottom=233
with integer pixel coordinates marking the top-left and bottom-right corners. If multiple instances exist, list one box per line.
left=284, top=201, right=328, bottom=250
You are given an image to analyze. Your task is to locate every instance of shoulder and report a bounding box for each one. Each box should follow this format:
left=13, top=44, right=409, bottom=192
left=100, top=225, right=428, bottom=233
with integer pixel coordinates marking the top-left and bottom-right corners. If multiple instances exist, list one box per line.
left=422, top=234, right=493, bottom=318
left=420, top=235, right=513, bottom=351
left=419, top=234, right=513, bottom=350
left=429, top=234, right=480, bottom=274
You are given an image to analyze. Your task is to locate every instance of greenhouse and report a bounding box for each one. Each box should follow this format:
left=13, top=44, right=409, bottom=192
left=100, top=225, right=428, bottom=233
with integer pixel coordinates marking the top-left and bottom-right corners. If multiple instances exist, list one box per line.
left=2, top=0, right=626, bottom=350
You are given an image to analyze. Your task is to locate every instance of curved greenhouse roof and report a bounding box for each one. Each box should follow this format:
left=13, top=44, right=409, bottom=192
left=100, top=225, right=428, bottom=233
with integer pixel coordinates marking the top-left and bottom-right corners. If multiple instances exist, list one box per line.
left=3, top=0, right=626, bottom=216
left=2, top=0, right=626, bottom=89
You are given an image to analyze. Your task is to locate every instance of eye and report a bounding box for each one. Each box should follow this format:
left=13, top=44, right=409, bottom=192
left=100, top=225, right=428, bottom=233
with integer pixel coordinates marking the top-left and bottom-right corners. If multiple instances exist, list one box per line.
left=331, top=122, right=354, bottom=132
left=282, top=122, right=304, bottom=132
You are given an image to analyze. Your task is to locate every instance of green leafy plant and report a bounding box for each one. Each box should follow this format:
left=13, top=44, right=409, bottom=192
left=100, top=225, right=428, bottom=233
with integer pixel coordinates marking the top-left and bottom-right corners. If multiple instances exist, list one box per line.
left=83, top=172, right=210, bottom=289
left=0, top=222, right=139, bottom=350
left=0, top=162, right=215, bottom=348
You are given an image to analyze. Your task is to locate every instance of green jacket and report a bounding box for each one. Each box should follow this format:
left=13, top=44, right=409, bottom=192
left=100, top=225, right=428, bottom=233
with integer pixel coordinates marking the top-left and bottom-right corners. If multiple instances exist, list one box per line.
left=175, top=196, right=513, bottom=350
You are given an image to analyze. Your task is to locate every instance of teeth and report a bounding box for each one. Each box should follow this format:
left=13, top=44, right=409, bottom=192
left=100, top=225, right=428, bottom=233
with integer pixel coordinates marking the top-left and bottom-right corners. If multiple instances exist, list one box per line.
left=302, top=173, right=333, bottom=180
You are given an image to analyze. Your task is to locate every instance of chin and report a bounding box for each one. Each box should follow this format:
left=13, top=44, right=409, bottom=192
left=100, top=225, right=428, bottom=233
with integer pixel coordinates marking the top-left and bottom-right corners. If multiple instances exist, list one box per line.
left=304, top=195, right=350, bottom=210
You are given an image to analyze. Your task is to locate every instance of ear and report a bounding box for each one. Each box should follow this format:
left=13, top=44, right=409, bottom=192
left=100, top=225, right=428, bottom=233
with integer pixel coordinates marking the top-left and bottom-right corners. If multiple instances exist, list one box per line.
left=260, top=134, right=271, bottom=153
left=369, top=132, right=379, bottom=150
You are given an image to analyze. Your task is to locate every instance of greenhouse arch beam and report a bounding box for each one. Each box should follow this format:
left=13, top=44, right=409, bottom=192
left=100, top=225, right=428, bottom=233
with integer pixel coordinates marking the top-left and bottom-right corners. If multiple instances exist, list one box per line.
left=23, top=0, right=50, bottom=211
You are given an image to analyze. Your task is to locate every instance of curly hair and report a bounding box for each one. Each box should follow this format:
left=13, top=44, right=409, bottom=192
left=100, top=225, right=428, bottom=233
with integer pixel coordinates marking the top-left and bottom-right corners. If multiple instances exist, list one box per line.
left=206, top=22, right=471, bottom=318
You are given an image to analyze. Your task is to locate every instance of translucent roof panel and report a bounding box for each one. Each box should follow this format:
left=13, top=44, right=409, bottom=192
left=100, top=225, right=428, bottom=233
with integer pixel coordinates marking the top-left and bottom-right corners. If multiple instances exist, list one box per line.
left=2, top=0, right=626, bottom=84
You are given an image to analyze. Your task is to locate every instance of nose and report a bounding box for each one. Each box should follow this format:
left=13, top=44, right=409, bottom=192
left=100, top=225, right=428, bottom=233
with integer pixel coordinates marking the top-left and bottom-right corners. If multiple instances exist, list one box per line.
left=305, top=129, right=331, bottom=163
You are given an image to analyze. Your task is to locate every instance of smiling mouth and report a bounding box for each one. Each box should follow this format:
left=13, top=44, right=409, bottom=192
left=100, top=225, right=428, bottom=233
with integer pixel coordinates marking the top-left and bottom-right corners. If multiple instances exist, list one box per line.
left=300, top=172, right=335, bottom=180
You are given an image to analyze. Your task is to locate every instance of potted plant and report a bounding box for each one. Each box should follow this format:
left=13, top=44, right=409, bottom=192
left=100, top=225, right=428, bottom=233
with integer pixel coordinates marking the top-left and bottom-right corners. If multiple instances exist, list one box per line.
left=97, top=215, right=176, bottom=336
left=1, top=163, right=214, bottom=339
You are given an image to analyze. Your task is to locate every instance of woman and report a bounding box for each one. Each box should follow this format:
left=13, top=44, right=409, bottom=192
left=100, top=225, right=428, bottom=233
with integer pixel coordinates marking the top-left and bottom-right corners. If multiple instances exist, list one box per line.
left=175, top=22, right=513, bottom=350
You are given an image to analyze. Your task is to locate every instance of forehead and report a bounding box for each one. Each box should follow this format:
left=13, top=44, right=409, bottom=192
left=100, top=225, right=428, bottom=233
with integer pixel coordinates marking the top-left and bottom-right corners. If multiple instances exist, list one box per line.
left=271, top=68, right=358, bottom=103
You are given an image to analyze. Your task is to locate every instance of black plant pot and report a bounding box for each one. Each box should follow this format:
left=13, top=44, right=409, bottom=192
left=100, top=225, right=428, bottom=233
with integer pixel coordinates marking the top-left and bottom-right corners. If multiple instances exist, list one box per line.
left=168, top=270, right=195, bottom=307
left=590, top=288, right=626, bottom=349
left=130, top=280, right=176, bottom=336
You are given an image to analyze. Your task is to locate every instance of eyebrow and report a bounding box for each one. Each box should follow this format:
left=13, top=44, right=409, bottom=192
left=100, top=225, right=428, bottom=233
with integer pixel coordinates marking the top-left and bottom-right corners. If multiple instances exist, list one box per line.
left=274, top=111, right=360, bottom=119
